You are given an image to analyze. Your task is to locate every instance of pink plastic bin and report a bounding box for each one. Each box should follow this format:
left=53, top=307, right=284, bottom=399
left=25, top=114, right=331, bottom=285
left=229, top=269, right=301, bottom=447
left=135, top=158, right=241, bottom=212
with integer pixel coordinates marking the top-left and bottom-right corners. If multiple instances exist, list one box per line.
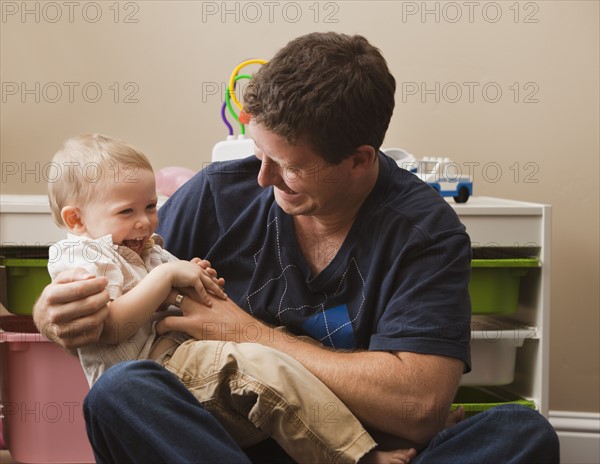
left=0, top=316, right=94, bottom=463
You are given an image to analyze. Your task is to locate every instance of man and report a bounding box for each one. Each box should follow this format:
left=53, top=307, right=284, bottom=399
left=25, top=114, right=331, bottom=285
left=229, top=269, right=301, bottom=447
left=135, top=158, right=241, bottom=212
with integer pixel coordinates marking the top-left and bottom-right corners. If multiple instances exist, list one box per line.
left=34, top=32, right=559, bottom=463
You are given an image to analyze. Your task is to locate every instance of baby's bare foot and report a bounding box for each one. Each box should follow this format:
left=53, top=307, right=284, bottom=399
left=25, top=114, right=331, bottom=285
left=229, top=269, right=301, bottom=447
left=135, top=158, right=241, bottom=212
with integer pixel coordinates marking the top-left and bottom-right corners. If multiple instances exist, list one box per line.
left=446, top=405, right=465, bottom=428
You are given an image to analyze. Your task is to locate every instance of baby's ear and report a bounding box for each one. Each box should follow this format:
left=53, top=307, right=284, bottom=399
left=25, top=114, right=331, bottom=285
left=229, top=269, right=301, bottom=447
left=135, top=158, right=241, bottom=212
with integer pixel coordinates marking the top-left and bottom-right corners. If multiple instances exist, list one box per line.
left=61, top=206, right=86, bottom=234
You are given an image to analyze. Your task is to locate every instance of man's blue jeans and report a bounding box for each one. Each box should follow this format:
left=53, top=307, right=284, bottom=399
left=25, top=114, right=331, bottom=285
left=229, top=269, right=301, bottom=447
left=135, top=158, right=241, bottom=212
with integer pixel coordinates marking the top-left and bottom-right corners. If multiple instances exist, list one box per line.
left=84, top=361, right=559, bottom=464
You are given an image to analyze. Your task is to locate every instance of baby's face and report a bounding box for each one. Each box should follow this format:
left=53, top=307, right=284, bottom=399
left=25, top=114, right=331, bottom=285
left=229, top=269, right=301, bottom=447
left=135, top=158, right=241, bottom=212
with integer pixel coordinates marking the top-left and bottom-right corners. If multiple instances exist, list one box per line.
left=79, top=168, right=159, bottom=255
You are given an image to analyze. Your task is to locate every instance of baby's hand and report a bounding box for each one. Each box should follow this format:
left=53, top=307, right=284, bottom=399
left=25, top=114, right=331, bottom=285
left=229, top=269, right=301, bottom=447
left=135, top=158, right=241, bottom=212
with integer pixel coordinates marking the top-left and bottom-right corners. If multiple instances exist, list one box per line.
left=156, top=261, right=227, bottom=307
left=191, top=257, right=225, bottom=288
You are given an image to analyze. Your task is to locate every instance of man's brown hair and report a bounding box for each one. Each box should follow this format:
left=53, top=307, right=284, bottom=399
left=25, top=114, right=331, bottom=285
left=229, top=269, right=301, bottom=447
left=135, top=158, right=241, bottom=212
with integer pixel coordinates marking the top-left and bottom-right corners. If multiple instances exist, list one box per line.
left=243, top=32, right=396, bottom=164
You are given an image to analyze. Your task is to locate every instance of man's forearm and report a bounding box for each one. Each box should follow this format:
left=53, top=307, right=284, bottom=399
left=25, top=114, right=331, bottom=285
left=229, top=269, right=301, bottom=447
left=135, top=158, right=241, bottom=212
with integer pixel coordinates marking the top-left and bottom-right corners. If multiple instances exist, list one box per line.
left=259, top=326, right=463, bottom=444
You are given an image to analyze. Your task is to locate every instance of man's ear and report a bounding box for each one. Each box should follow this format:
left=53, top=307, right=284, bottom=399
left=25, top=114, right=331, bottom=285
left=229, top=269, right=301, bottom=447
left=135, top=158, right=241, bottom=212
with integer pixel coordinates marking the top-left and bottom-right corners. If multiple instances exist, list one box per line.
left=61, top=206, right=86, bottom=234
left=348, top=145, right=377, bottom=177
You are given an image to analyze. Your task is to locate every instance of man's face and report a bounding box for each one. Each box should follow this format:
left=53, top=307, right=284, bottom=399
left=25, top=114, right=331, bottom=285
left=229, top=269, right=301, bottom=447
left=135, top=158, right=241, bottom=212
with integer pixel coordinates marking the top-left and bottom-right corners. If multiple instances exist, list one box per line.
left=249, top=122, right=354, bottom=218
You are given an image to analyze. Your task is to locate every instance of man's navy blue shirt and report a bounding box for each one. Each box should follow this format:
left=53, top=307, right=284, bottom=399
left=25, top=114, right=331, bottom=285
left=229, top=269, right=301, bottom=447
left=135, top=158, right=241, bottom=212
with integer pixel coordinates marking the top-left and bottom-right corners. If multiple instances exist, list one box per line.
left=157, top=153, right=471, bottom=371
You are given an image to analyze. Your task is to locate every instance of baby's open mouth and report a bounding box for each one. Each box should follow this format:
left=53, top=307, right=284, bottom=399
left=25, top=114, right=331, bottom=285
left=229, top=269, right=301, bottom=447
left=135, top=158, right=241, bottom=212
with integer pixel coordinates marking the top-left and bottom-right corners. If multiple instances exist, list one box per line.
left=123, top=238, right=145, bottom=252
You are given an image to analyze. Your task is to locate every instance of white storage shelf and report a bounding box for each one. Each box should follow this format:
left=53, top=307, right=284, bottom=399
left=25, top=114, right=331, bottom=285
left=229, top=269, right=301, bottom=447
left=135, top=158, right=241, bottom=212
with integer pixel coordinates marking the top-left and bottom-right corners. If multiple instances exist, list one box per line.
left=0, top=195, right=64, bottom=246
left=0, top=195, right=551, bottom=416
left=450, top=196, right=551, bottom=417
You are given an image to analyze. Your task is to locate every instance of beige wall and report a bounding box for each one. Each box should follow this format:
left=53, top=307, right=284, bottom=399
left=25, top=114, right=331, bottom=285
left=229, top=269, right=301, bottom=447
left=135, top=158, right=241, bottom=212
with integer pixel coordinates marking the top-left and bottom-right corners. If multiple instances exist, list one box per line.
left=1, top=1, right=598, bottom=412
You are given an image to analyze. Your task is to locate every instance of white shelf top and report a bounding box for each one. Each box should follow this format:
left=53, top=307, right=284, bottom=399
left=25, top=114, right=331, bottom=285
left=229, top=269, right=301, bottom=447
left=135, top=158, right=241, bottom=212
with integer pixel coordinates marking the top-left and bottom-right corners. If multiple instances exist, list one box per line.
left=472, top=316, right=539, bottom=342
left=0, top=194, right=51, bottom=213
left=447, top=196, right=549, bottom=215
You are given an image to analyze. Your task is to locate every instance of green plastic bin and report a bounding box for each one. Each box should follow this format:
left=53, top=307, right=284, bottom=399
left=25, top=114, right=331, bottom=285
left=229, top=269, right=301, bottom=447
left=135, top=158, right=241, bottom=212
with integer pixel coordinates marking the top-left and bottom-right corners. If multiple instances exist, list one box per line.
left=0, top=257, right=51, bottom=315
left=469, top=258, right=540, bottom=315
left=452, top=386, right=537, bottom=418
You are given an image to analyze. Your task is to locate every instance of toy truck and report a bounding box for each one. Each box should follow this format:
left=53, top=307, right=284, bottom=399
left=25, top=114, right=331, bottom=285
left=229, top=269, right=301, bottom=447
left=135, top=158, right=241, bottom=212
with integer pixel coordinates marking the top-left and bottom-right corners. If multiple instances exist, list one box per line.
left=383, top=148, right=473, bottom=203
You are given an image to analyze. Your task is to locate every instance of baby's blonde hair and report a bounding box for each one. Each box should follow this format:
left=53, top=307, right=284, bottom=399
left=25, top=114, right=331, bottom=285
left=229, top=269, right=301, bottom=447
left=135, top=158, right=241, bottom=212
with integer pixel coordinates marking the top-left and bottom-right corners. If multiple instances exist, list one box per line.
left=48, top=134, right=154, bottom=228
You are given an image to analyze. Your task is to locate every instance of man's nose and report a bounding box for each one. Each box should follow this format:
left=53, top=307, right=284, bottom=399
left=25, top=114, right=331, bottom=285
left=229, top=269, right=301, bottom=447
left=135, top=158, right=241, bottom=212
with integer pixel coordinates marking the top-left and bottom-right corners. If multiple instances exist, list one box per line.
left=257, top=157, right=283, bottom=188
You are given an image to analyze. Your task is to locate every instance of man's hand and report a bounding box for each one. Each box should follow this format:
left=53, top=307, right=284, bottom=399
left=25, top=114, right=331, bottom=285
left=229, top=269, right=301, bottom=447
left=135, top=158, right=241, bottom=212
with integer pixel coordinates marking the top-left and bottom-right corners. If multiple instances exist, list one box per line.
left=33, top=268, right=110, bottom=349
left=156, top=293, right=259, bottom=341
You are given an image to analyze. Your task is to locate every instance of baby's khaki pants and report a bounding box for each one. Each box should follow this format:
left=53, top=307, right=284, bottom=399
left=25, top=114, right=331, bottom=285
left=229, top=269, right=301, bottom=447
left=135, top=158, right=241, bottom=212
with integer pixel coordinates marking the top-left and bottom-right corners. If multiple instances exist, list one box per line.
left=163, top=339, right=376, bottom=464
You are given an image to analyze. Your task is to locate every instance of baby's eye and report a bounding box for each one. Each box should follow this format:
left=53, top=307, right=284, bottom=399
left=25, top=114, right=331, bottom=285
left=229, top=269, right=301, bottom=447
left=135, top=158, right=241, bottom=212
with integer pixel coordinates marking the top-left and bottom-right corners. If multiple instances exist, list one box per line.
left=146, top=203, right=157, bottom=211
left=119, top=208, right=133, bottom=215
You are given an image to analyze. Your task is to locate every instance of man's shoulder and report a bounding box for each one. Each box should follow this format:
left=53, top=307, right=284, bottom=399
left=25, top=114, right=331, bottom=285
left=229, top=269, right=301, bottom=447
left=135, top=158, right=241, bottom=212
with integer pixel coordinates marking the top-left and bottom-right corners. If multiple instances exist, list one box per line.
left=380, top=167, right=464, bottom=227
left=157, top=156, right=270, bottom=256
left=203, top=156, right=261, bottom=183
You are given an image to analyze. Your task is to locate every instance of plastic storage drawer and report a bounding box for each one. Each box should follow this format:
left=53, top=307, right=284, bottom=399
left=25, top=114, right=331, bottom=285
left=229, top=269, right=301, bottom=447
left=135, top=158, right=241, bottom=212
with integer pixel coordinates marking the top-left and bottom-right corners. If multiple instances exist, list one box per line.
left=460, top=319, right=533, bottom=386
left=453, top=386, right=536, bottom=418
left=469, top=258, right=540, bottom=314
left=0, top=256, right=51, bottom=315
left=0, top=316, right=94, bottom=463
